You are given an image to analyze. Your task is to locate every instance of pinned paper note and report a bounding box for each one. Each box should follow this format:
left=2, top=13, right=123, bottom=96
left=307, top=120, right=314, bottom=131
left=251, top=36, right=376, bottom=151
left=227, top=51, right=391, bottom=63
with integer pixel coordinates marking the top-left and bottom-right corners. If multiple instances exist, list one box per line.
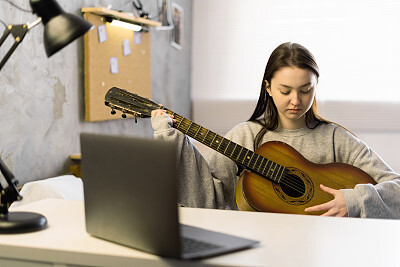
left=110, top=57, right=119, bottom=74
left=98, top=24, right=107, bottom=43
left=134, top=32, right=141, bottom=45
left=122, top=39, right=132, bottom=56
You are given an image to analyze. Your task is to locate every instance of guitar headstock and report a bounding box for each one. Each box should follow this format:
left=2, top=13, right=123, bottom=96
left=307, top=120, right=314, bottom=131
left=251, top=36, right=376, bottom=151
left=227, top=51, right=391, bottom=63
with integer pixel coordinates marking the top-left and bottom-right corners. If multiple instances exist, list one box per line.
left=105, top=87, right=162, bottom=119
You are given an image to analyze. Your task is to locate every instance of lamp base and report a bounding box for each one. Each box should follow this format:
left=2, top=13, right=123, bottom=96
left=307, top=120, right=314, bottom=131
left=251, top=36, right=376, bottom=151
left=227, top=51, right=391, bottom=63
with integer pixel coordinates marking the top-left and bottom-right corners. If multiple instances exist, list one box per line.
left=0, top=211, right=47, bottom=234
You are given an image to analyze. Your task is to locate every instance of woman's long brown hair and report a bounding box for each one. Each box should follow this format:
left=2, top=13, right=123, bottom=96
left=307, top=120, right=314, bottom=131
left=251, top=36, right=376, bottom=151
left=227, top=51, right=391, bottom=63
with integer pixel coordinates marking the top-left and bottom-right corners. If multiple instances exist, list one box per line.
left=249, top=42, right=330, bottom=150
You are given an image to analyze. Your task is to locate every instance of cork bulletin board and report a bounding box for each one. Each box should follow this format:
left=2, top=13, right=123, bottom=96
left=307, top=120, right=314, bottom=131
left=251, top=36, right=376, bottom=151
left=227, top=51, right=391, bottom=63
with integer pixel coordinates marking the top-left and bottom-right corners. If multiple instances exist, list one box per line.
left=83, top=11, right=152, bottom=121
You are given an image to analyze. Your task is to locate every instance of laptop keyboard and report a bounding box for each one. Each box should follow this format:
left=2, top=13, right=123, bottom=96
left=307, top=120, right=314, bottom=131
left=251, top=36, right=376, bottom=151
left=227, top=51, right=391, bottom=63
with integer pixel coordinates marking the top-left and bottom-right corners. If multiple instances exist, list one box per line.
left=181, top=237, right=221, bottom=254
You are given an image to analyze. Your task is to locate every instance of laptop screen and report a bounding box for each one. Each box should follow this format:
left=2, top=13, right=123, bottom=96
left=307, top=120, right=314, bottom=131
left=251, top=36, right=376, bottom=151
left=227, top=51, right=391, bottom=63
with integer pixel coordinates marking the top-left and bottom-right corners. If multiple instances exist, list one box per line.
left=81, top=133, right=181, bottom=257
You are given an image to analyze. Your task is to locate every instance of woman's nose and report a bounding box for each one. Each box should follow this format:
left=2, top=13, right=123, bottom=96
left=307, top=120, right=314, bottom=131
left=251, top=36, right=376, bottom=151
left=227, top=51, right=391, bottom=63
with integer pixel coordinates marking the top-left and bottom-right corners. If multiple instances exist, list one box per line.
left=290, top=93, right=301, bottom=105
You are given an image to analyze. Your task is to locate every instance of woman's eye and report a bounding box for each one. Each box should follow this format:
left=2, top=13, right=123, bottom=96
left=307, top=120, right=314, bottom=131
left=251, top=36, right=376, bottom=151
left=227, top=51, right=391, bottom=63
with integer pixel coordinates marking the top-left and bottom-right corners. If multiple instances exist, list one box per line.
left=301, top=88, right=312, bottom=94
left=280, top=91, right=290, bottom=95
left=301, top=86, right=313, bottom=93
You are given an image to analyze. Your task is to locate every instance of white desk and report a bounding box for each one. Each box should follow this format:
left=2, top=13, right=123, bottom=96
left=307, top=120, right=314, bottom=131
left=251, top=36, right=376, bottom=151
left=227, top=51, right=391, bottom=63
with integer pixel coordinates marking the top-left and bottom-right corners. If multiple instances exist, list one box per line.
left=0, top=199, right=399, bottom=267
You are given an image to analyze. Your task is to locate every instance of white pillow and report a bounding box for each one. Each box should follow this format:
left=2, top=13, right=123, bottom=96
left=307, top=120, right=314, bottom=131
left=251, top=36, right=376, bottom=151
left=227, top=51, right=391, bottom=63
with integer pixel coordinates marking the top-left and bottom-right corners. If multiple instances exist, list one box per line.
left=9, top=175, right=84, bottom=209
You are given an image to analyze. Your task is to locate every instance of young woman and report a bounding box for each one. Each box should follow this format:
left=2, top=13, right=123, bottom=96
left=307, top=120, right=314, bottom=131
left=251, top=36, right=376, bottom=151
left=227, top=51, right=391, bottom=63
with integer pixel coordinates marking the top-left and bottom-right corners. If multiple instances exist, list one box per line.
left=151, top=42, right=400, bottom=219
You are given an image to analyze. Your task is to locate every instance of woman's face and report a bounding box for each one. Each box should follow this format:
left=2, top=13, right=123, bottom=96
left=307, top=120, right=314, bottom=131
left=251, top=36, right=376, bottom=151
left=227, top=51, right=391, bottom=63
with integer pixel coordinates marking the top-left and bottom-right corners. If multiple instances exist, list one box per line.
left=266, top=66, right=317, bottom=130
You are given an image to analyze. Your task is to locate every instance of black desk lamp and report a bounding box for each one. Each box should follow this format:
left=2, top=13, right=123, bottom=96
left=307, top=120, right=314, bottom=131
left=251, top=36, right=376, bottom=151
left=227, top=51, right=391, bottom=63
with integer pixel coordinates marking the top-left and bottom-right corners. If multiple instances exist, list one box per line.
left=0, top=0, right=93, bottom=70
left=0, top=0, right=93, bottom=233
left=0, top=159, right=47, bottom=233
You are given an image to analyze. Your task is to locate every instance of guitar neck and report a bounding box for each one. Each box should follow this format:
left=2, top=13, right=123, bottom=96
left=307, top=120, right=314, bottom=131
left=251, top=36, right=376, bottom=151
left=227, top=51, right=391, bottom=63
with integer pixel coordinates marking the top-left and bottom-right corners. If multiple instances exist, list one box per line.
left=165, top=109, right=287, bottom=183
left=103, top=87, right=286, bottom=183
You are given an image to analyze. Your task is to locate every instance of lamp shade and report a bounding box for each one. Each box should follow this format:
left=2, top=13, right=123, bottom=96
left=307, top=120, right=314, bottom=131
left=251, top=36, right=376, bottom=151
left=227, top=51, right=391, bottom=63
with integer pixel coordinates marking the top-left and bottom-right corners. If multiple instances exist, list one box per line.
left=30, top=0, right=93, bottom=57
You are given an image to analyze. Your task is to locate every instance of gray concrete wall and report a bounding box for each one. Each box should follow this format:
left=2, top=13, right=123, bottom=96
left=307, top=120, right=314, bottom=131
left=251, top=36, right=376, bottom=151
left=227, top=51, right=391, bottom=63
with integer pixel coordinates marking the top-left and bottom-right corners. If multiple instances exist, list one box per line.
left=0, top=0, right=192, bottom=184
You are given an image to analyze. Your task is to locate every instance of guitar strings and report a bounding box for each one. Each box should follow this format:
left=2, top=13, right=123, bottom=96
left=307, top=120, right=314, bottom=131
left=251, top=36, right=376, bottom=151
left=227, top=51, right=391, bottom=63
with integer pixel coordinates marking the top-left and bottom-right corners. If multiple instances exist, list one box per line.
left=112, top=93, right=307, bottom=196
left=280, top=173, right=306, bottom=194
left=109, top=90, right=307, bottom=196
left=176, top=116, right=306, bottom=194
left=171, top=114, right=307, bottom=196
left=192, top=124, right=304, bottom=194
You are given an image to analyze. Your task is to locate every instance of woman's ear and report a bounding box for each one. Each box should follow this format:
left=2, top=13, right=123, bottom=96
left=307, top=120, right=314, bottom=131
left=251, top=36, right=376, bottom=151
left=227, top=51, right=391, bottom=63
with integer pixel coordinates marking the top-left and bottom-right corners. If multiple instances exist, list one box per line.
left=265, top=80, right=272, bottom=96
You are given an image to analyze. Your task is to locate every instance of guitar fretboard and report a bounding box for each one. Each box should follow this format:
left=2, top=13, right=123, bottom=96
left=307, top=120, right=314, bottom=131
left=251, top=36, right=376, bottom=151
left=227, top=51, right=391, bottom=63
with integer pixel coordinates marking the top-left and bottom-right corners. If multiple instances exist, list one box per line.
left=166, top=109, right=287, bottom=183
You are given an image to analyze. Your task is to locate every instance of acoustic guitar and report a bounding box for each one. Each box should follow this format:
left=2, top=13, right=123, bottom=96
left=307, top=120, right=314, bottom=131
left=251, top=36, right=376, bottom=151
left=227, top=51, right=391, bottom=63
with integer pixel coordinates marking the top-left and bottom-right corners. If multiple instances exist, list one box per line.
left=104, top=87, right=376, bottom=215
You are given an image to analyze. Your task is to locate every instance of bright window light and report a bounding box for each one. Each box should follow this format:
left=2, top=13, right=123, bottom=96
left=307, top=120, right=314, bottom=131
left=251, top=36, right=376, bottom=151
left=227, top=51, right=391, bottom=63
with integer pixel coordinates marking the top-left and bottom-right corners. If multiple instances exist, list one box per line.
left=192, top=0, right=400, bottom=102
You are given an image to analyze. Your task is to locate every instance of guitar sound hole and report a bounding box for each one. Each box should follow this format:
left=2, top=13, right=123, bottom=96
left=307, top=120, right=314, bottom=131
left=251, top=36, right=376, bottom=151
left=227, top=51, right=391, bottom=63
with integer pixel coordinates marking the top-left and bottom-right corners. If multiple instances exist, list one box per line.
left=280, top=174, right=306, bottom=198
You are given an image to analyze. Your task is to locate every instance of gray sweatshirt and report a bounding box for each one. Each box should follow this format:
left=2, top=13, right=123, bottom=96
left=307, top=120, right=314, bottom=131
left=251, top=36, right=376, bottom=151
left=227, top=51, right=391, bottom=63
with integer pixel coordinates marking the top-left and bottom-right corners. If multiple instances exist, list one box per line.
left=152, top=115, right=400, bottom=219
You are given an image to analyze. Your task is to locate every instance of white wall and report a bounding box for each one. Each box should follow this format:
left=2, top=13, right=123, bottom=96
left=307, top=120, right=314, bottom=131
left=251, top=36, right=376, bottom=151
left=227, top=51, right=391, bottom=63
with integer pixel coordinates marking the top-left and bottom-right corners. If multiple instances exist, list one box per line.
left=191, top=0, right=400, bottom=172
left=192, top=0, right=400, bottom=102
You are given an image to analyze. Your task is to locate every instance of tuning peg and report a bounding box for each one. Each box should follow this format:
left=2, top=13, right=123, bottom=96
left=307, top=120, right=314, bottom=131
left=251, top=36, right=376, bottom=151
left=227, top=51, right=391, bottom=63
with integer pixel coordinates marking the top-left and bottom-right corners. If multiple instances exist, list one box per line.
left=111, top=109, right=116, bottom=115
left=122, top=113, right=127, bottom=118
left=134, top=116, right=138, bottom=123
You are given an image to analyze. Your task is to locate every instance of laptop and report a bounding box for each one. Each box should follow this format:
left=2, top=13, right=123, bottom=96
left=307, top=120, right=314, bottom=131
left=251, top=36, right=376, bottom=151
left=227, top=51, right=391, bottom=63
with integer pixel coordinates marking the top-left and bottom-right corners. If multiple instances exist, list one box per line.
left=80, top=133, right=259, bottom=260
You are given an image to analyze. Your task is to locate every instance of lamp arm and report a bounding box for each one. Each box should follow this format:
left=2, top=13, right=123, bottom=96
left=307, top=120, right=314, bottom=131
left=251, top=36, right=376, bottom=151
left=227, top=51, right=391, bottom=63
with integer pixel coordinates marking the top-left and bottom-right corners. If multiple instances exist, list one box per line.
left=0, top=159, right=22, bottom=214
left=0, top=18, right=41, bottom=71
left=27, top=17, right=42, bottom=29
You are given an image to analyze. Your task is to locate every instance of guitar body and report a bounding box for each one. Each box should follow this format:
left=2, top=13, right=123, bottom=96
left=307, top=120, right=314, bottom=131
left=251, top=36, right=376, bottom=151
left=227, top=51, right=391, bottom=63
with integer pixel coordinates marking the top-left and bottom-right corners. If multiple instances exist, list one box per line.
left=235, top=141, right=377, bottom=215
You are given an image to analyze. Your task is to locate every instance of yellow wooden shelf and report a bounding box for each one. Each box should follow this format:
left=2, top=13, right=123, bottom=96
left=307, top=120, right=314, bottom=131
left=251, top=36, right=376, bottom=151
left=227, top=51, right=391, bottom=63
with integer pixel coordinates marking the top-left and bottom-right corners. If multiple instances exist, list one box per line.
left=81, top=7, right=162, bottom=27
left=70, top=154, right=81, bottom=161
